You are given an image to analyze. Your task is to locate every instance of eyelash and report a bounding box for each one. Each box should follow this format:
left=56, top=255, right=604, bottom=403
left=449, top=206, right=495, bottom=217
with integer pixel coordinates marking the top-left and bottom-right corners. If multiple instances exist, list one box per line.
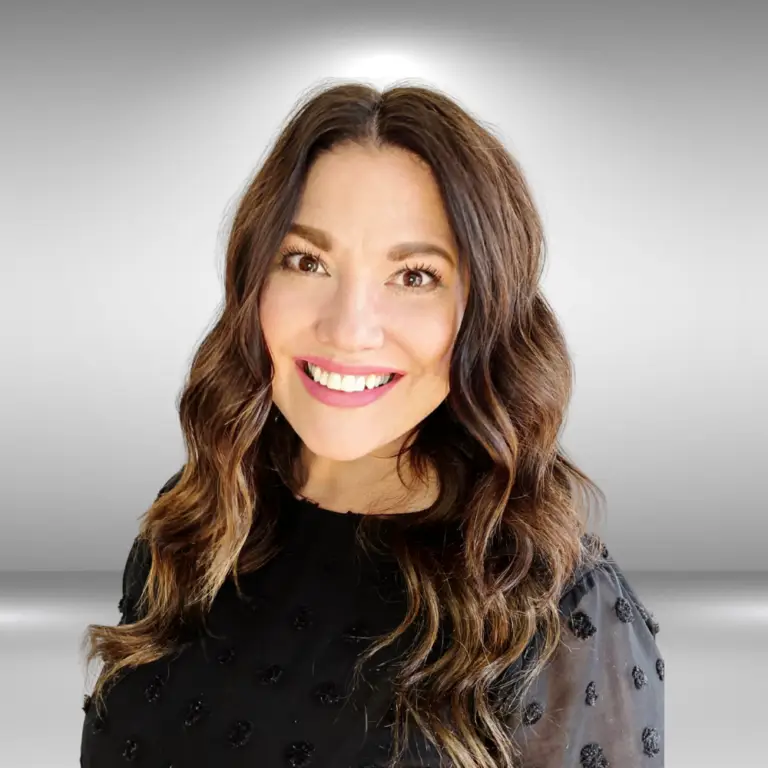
left=275, top=246, right=444, bottom=289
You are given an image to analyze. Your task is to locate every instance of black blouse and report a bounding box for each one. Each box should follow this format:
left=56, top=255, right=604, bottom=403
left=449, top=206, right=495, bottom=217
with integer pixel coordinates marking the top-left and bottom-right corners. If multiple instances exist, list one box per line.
left=80, top=474, right=665, bottom=767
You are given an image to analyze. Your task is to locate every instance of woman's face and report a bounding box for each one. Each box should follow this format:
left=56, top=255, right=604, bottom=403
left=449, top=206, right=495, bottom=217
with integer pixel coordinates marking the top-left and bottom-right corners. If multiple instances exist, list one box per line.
left=259, top=142, right=467, bottom=462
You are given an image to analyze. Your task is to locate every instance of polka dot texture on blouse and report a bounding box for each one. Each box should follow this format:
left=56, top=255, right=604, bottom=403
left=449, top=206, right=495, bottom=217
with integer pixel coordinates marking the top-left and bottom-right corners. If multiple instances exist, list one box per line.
left=508, top=554, right=664, bottom=766
left=80, top=472, right=665, bottom=767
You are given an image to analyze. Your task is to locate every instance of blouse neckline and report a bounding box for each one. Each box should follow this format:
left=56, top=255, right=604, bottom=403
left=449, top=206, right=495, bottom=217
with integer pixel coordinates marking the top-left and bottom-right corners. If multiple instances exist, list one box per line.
left=291, top=492, right=429, bottom=518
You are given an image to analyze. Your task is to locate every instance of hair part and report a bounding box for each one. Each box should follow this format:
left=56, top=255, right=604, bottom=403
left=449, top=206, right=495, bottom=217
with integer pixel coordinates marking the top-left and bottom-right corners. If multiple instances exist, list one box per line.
left=81, top=80, right=606, bottom=768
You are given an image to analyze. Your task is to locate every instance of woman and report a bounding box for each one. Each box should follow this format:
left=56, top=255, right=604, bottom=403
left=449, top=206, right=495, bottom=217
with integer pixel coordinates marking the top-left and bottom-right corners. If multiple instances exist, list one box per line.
left=80, top=81, right=664, bottom=768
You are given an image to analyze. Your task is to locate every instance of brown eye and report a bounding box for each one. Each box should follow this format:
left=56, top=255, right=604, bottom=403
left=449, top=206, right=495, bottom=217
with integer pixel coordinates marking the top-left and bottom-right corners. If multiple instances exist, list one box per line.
left=403, top=270, right=424, bottom=288
left=297, top=255, right=319, bottom=272
left=392, top=264, right=442, bottom=290
left=278, top=248, right=328, bottom=276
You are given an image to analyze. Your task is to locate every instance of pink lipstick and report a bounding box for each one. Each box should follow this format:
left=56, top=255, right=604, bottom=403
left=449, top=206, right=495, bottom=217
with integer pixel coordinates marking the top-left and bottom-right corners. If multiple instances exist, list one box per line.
left=294, top=356, right=404, bottom=409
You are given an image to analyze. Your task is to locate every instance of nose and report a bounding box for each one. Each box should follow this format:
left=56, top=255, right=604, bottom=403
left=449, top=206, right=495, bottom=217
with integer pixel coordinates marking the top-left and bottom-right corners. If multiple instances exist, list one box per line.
left=314, top=276, right=384, bottom=352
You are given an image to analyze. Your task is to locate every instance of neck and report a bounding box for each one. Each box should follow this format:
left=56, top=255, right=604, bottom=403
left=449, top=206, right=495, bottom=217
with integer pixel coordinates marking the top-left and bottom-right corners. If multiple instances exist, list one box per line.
left=296, top=438, right=437, bottom=515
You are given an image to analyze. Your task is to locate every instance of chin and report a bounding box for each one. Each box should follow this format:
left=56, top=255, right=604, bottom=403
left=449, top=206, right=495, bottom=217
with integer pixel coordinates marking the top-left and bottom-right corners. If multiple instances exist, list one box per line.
left=298, top=429, right=386, bottom=463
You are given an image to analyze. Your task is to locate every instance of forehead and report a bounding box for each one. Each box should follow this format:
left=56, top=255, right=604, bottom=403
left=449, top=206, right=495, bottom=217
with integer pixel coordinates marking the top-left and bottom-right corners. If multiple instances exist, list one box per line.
left=296, top=144, right=456, bottom=245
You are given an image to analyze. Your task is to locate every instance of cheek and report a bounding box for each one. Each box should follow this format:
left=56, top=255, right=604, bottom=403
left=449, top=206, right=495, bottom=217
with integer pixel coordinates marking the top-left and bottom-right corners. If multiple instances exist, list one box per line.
left=394, top=302, right=459, bottom=379
left=259, top=279, right=311, bottom=364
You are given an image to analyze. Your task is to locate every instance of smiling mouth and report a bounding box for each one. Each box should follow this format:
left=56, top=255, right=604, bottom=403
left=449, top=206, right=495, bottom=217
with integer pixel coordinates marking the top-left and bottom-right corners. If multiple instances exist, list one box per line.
left=300, top=360, right=399, bottom=392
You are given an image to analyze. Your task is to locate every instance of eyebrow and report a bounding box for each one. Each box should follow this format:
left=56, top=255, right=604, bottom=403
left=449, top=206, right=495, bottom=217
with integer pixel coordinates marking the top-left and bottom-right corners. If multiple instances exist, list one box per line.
left=287, top=222, right=456, bottom=266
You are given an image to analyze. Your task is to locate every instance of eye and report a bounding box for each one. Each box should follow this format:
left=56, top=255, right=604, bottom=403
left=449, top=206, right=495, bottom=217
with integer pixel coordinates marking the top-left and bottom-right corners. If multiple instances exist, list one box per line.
left=276, top=248, right=443, bottom=291
left=393, top=263, right=443, bottom=290
left=277, top=247, right=328, bottom=276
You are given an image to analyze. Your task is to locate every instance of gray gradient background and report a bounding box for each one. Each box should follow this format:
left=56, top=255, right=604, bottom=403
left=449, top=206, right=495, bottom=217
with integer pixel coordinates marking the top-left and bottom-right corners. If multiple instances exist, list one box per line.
left=1, top=0, right=766, bottom=766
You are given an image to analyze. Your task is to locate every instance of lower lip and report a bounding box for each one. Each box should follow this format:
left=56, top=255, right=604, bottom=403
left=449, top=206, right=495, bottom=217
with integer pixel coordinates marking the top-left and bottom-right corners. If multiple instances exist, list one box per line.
left=295, top=362, right=403, bottom=408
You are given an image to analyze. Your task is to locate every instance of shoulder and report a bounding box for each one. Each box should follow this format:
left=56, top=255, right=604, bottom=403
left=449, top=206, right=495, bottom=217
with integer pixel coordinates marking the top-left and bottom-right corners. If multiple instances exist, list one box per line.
left=558, top=535, right=661, bottom=639
left=127, top=467, right=184, bottom=584
left=118, top=535, right=151, bottom=624
left=118, top=468, right=184, bottom=623
left=156, top=465, right=184, bottom=498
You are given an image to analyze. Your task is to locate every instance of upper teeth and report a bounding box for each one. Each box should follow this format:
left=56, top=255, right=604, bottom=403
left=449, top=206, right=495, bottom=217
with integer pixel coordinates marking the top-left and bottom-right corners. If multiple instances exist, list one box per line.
left=306, top=363, right=394, bottom=392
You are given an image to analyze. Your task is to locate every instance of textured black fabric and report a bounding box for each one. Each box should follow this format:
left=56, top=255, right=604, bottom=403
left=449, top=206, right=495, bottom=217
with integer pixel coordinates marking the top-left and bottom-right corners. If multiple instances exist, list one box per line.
left=81, top=473, right=664, bottom=767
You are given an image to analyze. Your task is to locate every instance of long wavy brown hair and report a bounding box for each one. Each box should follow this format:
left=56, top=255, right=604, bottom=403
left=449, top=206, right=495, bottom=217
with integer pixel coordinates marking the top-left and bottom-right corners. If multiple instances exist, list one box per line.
left=81, top=80, right=606, bottom=768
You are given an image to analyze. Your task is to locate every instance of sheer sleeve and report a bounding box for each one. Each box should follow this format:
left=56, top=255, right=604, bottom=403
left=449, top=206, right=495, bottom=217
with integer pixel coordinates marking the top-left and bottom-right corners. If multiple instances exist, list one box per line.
left=511, top=556, right=665, bottom=767
left=116, top=467, right=184, bottom=626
